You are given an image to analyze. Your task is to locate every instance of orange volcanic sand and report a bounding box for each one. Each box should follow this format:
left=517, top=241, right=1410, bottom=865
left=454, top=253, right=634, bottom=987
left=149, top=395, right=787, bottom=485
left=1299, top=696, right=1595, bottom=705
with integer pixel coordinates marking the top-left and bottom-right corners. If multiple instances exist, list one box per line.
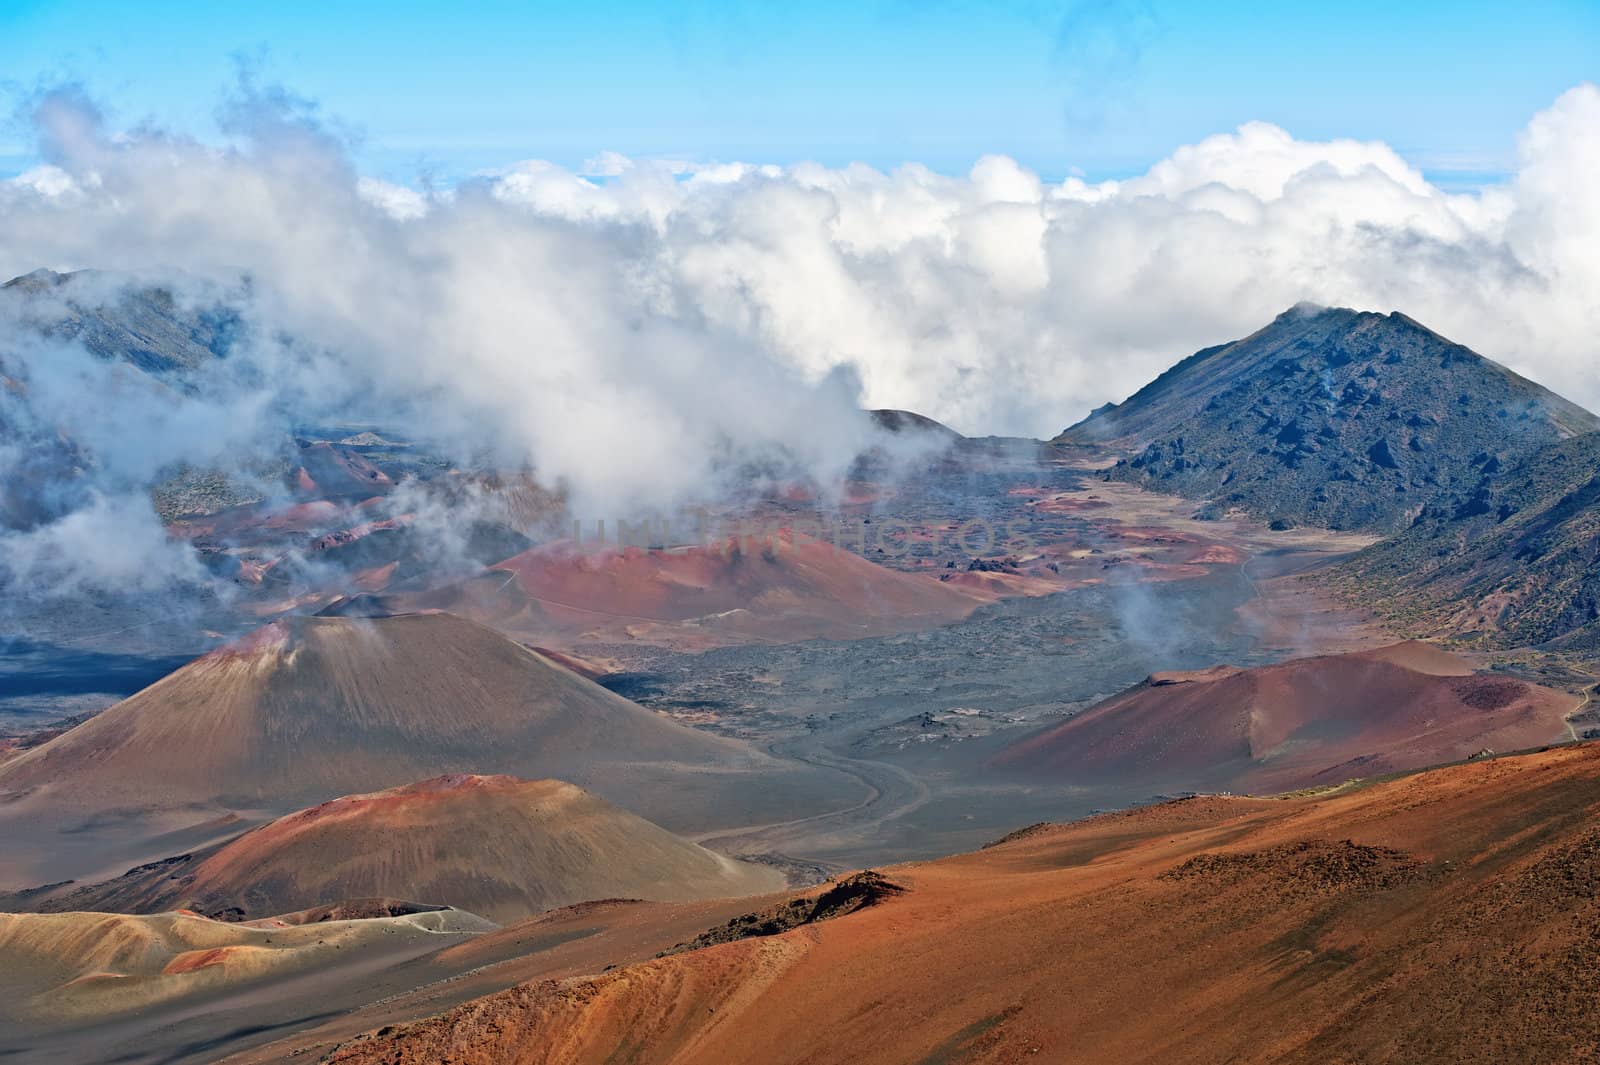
left=168, top=496, right=394, bottom=542
left=325, top=741, right=1600, bottom=1065
left=211, top=894, right=805, bottom=1065
left=146, top=775, right=783, bottom=923
left=306, top=515, right=411, bottom=553
left=0, top=905, right=493, bottom=1025
left=990, top=641, right=1577, bottom=792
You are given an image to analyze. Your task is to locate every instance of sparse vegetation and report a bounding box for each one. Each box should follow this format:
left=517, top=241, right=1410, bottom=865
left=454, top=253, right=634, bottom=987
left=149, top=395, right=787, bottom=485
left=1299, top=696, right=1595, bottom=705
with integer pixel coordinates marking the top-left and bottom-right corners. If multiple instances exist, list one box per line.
left=1062, top=306, right=1597, bottom=532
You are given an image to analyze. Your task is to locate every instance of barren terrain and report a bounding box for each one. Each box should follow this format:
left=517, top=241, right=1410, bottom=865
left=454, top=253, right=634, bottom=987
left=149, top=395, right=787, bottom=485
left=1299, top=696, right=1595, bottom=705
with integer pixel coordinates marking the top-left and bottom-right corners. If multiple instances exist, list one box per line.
left=319, top=741, right=1600, bottom=1065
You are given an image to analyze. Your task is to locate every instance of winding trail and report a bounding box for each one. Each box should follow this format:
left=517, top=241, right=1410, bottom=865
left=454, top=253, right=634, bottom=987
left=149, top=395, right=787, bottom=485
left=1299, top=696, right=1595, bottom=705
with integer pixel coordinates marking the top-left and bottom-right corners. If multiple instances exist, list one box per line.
left=1563, top=673, right=1595, bottom=743
left=691, top=740, right=931, bottom=867
left=681, top=492, right=1391, bottom=870
left=689, top=536, right=1347, bottom=868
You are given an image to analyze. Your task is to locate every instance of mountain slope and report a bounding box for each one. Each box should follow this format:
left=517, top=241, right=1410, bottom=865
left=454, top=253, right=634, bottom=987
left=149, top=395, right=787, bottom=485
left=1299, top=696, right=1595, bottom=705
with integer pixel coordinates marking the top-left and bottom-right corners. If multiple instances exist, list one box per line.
left=0, top=905, right=492, bottom=1028
left=323, top=741, right=1600, bottom=1065
left=867, top=408, right=962, bottom=439
left=2, top=268, right=239, bottom=379
left=408, top=532, right=987, bottom=649
left=0, top=613, right=855, bottom=886
left=1327, top=431, right=1600, bottom=649
left=988, top=642, right=1576, bottom=792
left=48, top=775, right=784, bottom=924
left=1058, top=305, right=1598, bottom=531
left=0, top=268, right=242, bottom=531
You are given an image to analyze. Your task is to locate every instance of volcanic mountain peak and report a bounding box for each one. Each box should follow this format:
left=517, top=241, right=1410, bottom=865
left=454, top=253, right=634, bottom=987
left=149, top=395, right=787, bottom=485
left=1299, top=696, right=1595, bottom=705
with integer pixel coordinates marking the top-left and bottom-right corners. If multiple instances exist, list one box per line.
left=0, top=612, right=852, bottom=887
left=868, top=408, right=963, bottom=438
left=459, top=530, right=985, bottom=647
left=85, top=773, right=788, bottom=924
left=1, top=267, right=72, bottom=293
left=195, top=617, right=297, bottom=664
left=991, top=642, right=1577, bottom=792
left=1059, top=305, right=1598, bottom=531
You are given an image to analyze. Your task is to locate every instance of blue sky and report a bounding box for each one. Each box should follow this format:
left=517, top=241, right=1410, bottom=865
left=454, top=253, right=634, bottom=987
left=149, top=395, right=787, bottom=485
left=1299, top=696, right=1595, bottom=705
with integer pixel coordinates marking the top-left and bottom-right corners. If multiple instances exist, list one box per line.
left=1, top=0, right=1596, bottom=186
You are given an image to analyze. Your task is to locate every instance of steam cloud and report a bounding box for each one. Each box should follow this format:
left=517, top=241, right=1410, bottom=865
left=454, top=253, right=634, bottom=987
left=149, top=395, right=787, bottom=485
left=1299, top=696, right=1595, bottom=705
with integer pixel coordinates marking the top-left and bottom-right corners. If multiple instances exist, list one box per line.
left=1, top=80, right=1598, bottom=599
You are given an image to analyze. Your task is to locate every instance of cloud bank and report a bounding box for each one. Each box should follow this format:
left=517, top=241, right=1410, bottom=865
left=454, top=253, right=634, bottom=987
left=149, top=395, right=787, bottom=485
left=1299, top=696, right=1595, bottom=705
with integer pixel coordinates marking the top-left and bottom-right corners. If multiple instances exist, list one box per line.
left=0, top=81, right=1597, bottom=597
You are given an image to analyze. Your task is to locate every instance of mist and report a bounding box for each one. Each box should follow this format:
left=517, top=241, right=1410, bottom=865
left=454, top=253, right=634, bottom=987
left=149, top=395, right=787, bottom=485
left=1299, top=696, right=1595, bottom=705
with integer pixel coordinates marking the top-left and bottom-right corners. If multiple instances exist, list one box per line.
left=1, top=79, right=1598, bottom=602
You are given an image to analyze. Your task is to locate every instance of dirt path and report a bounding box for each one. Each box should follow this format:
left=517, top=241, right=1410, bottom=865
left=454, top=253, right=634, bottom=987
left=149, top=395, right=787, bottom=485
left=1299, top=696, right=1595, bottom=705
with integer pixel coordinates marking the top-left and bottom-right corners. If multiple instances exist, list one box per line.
left=692, top=741, right=931, bottom=868
left=1563, top=675, right=1595, bottom=743
left=689, top=501, right=1391, bottom=870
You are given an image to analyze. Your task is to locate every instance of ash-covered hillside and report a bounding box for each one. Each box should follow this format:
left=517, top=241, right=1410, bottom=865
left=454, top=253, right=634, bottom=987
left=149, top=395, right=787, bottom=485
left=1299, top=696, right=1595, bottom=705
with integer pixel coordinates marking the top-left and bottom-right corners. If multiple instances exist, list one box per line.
left=2, top=268, right=242, bottom=379
left=1329, top=430, right=1600, bottom=650
left=1059, top=305, right=1597, bottom=532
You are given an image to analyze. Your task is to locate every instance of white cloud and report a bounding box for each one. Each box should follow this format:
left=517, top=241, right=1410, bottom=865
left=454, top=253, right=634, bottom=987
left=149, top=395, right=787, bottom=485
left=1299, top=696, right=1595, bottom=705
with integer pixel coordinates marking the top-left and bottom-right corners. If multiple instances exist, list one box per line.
left=441, top=86, right=1600, bottom=436
left=356, top=176, right=430, bottom=220
left=1122, top=120, right=1434, bottom=201
left=0, top=81, right=1596, bottom=602
left=0, top=491, right=208, bottom=596
left=9, top=164, right=80, bottom=198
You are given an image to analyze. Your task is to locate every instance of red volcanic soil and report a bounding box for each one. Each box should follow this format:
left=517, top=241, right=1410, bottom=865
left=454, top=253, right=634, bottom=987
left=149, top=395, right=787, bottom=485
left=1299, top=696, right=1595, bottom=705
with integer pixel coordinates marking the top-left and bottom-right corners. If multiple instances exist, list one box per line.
left=1186, top=542, right=1247, bottom=565
left=307, top=516, right=411, bottom=553
left=990, top=642, right=1578, bottom=792
left=934, top=567, right=1064, bottom=599
left=169, top=499, right=350, bottom=542
left=527, top=647, right=621, bottom=680
left=171, top=496, right=412, bottom=593
left=0, top=614, right=854, bottom=887
left=1093, top=524, right=1249, bottom=568
left=930, top=535, right=1243, bottom=601
left=232, top=557, right=280, bottom=585
left=292, top=444, right=393, bottom=497
left=136, top=775, right=783, bottom=924
left=350, top=561, right=399, bottom=592
left=160, top=945, right=234, bottom=975
left=460, top=532, right=987, bottom=647
left=323, top=742, right=1600, bottom=1065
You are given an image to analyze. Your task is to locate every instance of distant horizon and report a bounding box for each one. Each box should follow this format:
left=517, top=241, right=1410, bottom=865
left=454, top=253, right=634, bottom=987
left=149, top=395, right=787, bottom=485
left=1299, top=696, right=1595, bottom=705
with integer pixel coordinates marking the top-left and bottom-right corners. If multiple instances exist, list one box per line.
left=3, top=0, right=1596, bottom=188
left=0, top=89, right=1568, bottom=195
